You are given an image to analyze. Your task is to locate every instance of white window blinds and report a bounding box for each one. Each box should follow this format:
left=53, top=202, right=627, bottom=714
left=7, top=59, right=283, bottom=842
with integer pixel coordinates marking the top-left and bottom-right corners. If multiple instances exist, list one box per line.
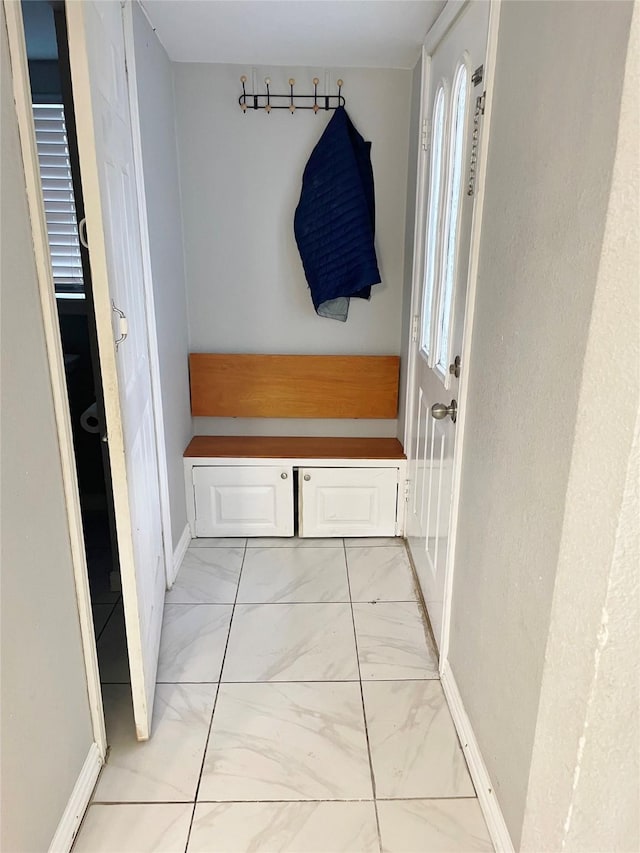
left=32, top=103, right=84, bottom=295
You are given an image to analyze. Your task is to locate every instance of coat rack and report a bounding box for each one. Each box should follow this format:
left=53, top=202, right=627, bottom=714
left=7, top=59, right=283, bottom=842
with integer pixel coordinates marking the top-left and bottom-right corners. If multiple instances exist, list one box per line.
left=238, top=75, right=345, bottom=114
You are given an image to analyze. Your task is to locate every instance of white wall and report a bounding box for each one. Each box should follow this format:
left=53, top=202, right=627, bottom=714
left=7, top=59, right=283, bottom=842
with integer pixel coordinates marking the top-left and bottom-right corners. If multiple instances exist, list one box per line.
left=446, top=0, right=634, bottom=846
left=132, top=3, right=191, bottom=549
left=521, top=6, right=639, bottom=846
left=173, top=62, right=412, bottom=437
left=0, top=9, right=94, bottom=849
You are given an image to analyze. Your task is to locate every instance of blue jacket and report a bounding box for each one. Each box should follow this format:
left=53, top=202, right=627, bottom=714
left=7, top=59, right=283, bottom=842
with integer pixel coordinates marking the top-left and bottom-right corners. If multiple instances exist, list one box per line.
left=294, top=107, right=381, bottom=321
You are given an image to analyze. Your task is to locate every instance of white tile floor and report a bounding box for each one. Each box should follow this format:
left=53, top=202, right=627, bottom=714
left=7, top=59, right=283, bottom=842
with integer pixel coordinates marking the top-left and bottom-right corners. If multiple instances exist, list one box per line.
left=77, top=539, right=493, bottom=853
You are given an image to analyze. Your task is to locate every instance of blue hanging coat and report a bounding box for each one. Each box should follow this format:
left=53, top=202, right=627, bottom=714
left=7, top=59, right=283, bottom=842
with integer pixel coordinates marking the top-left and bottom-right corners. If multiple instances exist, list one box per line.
left=294, top=107, right=381, bottom=321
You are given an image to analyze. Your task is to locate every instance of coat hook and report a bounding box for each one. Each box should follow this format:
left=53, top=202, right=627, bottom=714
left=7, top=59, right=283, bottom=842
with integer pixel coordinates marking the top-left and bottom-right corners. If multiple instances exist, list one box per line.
left=337, top=78, right=343, bottom=104
left=289, top=78, right=296, bottom=113
left=312, top=77, right=319, bottom=113
left=240, top=75, right=247, bottom=112
left=264, top=77, right=272, bottom=113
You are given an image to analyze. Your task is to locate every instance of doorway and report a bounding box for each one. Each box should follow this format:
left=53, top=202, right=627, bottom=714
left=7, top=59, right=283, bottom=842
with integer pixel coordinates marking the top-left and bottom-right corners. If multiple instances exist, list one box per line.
left=20, top=0, right=125, bottom=685
left=405, top=1, right=490, bottom=650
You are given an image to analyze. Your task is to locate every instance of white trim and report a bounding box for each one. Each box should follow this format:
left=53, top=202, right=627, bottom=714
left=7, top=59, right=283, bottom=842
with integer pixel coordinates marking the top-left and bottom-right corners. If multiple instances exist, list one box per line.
left=186, top=456, right=406, bottom=469
left=439, top=0, right=501, bottom=663
left=403, top=45, right=431, bottom=455
left=423, top=0, right=468, bottom=54
left=3, top=0, right=107, bottom=758
left=441, top=661, right=514, bottom=852
left=48, top=742, right=102, bottom=853
left=170, top=523, right=191, bottom=587
left=185, top=459, right=197, bottom=537
left=121, top=0, right=174, bottom=583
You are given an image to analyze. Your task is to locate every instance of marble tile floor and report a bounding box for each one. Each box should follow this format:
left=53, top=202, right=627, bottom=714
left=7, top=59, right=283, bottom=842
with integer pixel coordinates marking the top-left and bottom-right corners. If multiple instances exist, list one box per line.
left=76, top=538, right=493, bottom=853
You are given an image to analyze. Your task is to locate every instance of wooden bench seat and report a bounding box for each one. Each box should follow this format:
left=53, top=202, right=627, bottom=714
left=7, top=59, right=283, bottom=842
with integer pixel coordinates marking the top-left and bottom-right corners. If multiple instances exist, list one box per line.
left=184, top=435, right=405, bottom=460
left=184, top=353, right=406, bottom=538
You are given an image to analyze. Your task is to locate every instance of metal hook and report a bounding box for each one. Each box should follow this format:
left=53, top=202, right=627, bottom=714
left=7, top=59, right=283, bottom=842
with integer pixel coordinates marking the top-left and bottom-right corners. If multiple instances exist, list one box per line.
left=289, top=78, right=296, bottom=113
left=337, top=79, right=343, bottom=105
left=312, top=77, right=319, bottom=113
left=264, top=77, right=272, bottom=113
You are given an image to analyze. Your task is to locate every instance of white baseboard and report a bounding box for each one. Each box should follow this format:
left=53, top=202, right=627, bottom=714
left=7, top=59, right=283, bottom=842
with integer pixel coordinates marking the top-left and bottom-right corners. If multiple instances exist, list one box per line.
left=169, top=523, right=191, bottom=587
left=48, top=742, right=102, bottom=853
left=440, top=660, right=514, bottom=853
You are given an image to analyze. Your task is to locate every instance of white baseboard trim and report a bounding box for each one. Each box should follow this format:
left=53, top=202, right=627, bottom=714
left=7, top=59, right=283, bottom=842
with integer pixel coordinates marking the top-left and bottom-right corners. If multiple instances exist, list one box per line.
left=48, top=742, right=102, bottom=853
left=440, top=660, right=514, bottom=853
left=169, top=523, right=191, bottom=587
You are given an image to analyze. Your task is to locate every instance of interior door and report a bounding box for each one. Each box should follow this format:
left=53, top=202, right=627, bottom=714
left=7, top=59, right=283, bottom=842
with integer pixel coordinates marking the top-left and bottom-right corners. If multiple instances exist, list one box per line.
left=66, top=0, right=165, bottom=739
left=407, top=1, right=489, bottom=650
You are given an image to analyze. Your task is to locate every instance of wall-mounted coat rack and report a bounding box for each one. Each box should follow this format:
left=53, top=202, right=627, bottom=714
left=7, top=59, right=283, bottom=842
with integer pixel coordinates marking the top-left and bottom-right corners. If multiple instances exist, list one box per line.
left=239, top=75, right=345, bottom=114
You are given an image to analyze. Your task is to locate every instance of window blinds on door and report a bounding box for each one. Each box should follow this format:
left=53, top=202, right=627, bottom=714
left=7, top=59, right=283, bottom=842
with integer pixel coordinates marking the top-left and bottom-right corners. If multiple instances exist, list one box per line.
left=32, top=104, right=84, bottom=295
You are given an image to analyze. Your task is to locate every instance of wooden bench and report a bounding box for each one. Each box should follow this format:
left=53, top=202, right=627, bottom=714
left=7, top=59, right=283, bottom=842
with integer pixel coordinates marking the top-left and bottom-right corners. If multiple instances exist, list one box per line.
left=184, top=354, right=406, bottom=538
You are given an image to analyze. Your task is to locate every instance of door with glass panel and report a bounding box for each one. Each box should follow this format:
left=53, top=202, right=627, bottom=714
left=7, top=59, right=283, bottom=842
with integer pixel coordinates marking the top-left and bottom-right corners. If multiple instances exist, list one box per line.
left=407, top=0, right=489, bottom=649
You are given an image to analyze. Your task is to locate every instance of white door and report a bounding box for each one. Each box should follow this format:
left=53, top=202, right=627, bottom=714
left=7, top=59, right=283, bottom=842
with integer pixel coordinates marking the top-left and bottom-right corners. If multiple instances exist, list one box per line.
left=67, top=0, right=165, bottom=739
left=194, top=466, right=294, bottom=537
left=299, top=468, right=399, bottom=538
left=406, top=1, right=489, bottom=649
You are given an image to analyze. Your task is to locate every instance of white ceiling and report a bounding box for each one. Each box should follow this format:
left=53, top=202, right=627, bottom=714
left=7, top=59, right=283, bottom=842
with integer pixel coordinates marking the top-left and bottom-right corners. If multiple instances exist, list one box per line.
left=140, top=1, right=446, bottom=69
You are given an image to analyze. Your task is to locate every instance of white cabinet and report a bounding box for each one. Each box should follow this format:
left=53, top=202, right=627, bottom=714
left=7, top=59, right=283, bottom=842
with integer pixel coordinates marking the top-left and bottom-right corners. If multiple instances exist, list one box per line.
left=186, top=456, right=405, bottom=539
left=193, top=466, right=293, bottom=537
left=298, top=467, right=399, bottom=538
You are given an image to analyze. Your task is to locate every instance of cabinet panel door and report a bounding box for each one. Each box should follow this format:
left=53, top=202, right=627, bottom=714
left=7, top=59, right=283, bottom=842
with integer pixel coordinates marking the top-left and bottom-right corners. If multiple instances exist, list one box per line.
left=194, top=466, right=293, bottom=537
left=299, top=468, right=399, bottom=538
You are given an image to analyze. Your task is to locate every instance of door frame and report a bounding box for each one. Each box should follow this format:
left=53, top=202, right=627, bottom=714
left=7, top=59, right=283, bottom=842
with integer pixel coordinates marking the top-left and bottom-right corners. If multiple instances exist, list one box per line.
left=3, top=0, right=106, bottom=757
left=403, top=0, right=502, bottom=663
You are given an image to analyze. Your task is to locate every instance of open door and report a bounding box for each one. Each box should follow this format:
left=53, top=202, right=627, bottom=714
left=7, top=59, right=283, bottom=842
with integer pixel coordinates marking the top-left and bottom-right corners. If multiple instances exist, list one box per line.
left=405, top=0, right=490, bottom=649
left=66, top=0, right=165, bottom=740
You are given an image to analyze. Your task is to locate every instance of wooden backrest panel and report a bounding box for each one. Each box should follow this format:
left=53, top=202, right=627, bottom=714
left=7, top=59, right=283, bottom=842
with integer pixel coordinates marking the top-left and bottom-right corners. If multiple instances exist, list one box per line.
left=189, top=354, right=400, bottom=419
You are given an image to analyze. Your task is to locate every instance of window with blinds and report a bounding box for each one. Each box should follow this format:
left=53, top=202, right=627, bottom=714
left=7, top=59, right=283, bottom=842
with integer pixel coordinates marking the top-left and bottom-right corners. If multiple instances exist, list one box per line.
left=32, top=103, right=84, bottom=297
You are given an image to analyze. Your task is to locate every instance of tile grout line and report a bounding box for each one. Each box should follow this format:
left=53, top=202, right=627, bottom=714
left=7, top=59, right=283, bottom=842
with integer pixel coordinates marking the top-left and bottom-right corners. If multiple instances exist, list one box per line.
left=103, top=677, right=440, bottom=686
left=91, top=794, right=478, bottom=807
left=343, top=540, right=383, bottom=853
left=182, top=538, right=249, bottom=853
left=89, top=794, right=480, bottom=805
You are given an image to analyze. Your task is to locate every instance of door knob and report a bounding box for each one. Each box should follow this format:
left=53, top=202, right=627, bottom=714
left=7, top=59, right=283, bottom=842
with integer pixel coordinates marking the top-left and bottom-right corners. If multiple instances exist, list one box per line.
left=281, top=472, right=288, bottom=479
left=303, top=474, right=311, bottom=481
left=449, top=356, right=461, bottom=378
left=431, top=400, right=457, bottom=423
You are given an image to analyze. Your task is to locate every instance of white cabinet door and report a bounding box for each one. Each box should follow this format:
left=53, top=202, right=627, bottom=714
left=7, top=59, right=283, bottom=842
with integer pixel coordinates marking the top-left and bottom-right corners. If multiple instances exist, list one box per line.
left=194, top=467, right=293, bottom=537
left=299, top=468, right=399, bottom=538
